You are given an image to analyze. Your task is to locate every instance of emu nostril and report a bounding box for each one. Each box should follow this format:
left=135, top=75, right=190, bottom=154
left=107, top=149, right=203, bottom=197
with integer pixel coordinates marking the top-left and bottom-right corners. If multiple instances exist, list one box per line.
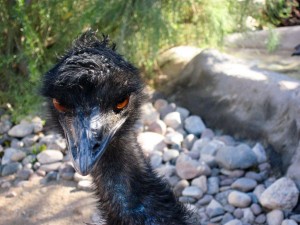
left=93, top=143, right=101, bottom=152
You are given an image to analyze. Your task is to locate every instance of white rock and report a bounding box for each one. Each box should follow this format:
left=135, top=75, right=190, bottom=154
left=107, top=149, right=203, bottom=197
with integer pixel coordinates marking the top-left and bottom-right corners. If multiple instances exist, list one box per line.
left=228, top=191, right=252, bottom=208
left=37, top=150, right=63, bottom=164
left=267, top=210, right=284, bottom=225
left=153, top=99, right=168, bottom=112
left=176, top=154, right=202, bottom=179
left=1, top=148, right=18, bottom=165
left=163, top=112, right=182, bottom=129
left=148, top=120, right=167, bottom=135
left=8, top=124, right=34, bottom=138
left=252, top=143, right=267, bottom=163
left=191, top=176, right=207, bottom=193
left=224, top=219, right=243, bottom=225
left=164, top=132, right=184, bottom=146
left=184, top=115, right=206, bottom=135
left=150, top=153, right=162, bottom=169
left=10, top=150, right=26, bottom=162
left=140, top=103, right=160, bottom=126
left=182, top=186, right=203, bottom=199
left=137, top=132, right=166, bottom=154
left=39, top=162, right=62, bottom=172
left=176, top=107, right=190, bottom=120
left=259, top=177, right=299, bottom=211
left=282, top=219, right=298, bottom=225
left=163, top=149, right=179, bottom=161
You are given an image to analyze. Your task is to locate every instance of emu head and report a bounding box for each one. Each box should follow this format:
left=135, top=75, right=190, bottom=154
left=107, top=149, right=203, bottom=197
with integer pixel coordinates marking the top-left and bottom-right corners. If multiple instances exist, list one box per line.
left=41, top=31, right=145, bottom=175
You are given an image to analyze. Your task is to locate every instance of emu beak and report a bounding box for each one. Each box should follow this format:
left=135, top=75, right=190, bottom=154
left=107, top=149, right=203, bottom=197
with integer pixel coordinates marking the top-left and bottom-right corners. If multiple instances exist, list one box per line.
left=61, top=108, right=113, bottom=176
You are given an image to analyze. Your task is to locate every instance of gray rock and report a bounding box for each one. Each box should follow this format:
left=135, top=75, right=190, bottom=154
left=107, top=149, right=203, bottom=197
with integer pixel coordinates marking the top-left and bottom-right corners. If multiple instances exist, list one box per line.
left=140, top=103, right=160, bottom=126
left=175, top=154, right=202, bottom=179
left=191, top=138, right=210, bottom=152
left=173, top=179, right=189, bottom=197
left=5, top=191, right=17, bottom=198
left=37, top=150, right=63, bottom=164
left=196, top=195, right=213, bottom=206
left=206, top=199, right=225, bottom=218
left=267, top=210, right=284, bottom=225
left=289, top=214, right=300, bottom=223
left=215, top=144, right=257, bottom=170
left=191, top=176, right=207, bottom=193
left=184, top=116, right=205, bottom=135
left=224, top=219, right=243, bottom=225
left=228, top=191, right=252, bottom=208
left=221, top=213, right=234, bottom=224
left=148, top=120, right=167, bottom=135
left=201, top=128, right=215, bottom=139
left=150, top=153, right=162, bottom=169
left=1, top=162, right=22, bottom=176
left=250, top=203, right=262, bottom=215
left=10, top=149, right=26, bottom=162
left=8, top=123, right=34, bottom=138
left=0, top=116, right=12, bottom=134
left=252, top=142, right=267, bottom=163
left=207, top=177, right=219, bottom=195
left=178, top=196, right=196, bottom=204
left=39, top=134, right=66, bottom=151
left=22, top=134, right=39, bottom=147
left=155, top=164, right=175, bottom=178
left=41, top=171, right=58, bottom=184
left=163, top=112, right=182, bottom=129
left=242, top=208, right=255, bottom=224
left=220, top=169, right=244, bottom=178
left=176, top=107, right=190, bottom=121
left=1, top=181, right=11, bottom=188
left=182, top=134, right=197, bottom=150
left=137, top=132, right=166, bottom=154
left=255, top=214, right=266, bottom=224
left=164, top=131, right=184, bottom=146
left=16, top=168, right=33, bottom=180
left=32, top=116, right=43, bottom=133
left=153, top=99, right=168, bottom=112
left=163, top=149, right=179, bottom=161
left=259, top=177, right=299, bottom=210
left=245, top=171, right=263, bottom=182
left=10, top=139, right=24, bottom=148
left=39, top=162, right=62, bottom=172
left=282, top=219, right=298, bottom=225
left=1, top=148, right=18, bottom=165
left=22, top=155, right=36, bottom=165
left=182, top=186, right=203, bottom=199
left=231, top=178, right=257, bottom=192
left=253, top=184, right=265, bottom=200
left=159, top=103, right=177, bottom=119
left=233, top=208, right=244, bottom=219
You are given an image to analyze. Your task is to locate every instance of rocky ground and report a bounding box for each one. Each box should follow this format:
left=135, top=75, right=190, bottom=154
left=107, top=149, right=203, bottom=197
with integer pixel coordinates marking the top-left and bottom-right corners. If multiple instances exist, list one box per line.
left=1, top=98, right=300, bottom=225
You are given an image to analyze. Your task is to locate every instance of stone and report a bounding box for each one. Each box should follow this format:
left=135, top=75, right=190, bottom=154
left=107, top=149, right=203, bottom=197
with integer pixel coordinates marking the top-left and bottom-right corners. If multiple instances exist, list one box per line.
left=250, top=203, right=262, bottom=215
left=178, top=196, right=196, bottom=204
left=191, top=176, right=207, bottom=193
left=1, top=148, right=18, bottom=165
left=224, top=219, right=243, bottom=225
left=282, top=219, right=298, bottom=225
left=0, top=116, right=12, bottom=134
left=221, top=213, right=234, bottom=224
left=32, top=116, right=43, bottom=133
left=77, top=180, right=92, bottom=191
left=159, top=103, right=177, bottom=119
left=37, top=150, right=63, bottom=164
left=182, top=186, right=203, bottom=199
left=16, top=168, right=33, bottom=180
left=153, top=99, right=168, bottom=112
left=8, top=123, right=34, bottom=138
left=163, top=149, right=179, bottom=161
left=22, top=155, right=36, bottom=165
left=196, top=195, right=213, bottom=206
left=242, top=208, right=255, bottom=224
left=1, top=162, right=22, bottom=176
left=10, top=139, right=24, bottom=148
left=252, top=142, right=267, bottom=163
left=39, top=134, right=66, bottom=151
left=233, top=208, right=243, bottom=219
left=148, top=120, right=167, bottom=135
left=184, top=116, right=205, bottom=136
left=5, top=191, right=17, bottom=198
left=215, top=144, right=257, bottom=170
left=155, top=164, right=175, bottom=178
left=74, top=172, right=92, bottom=182
left=10, top=149, right=26, bottom=162
left=207, top=177, right=219, bottom=195
left=173, top=179, right=189, bottom=197
left=176, top=107, right=190, bottom=121
left=163, top=112, right=182, bottom=129
left=259, top=177, right=299, bottom=211
left=39, top=162, right=62, bottom=172
left=182, top=134, right=197, bottom=150
left=255, top=214, right=266, bottom=224
left=220, top=169, right=244, bottom=178
left=140, top=102, right=160, bottom=126
left=200, top=140, right=223, bottom=166
left=164, top=131, right=184, bottom=146
left=22, top=134, right=39, bottom=147
left=41, top=171, right=58, bottom=184
left=267, top=210, right=284, bottom=225
left=253, top=184, right=265, bottom=199
left=231, top=178, right=257, bottom=192
left=289, top=215, right=300, bottom=223
left=175, top=154, right=202, bottom=179
left=228, top=191, right=252, bottom=208
left=1, top=181, right=11, bottom=188
left=137, top=132, right=166, bottom=154
left=206, top=199, right=225, bottom=218
left=191, top=138, right=210, bottom=152
left=150, top=153, right=162, bottom=169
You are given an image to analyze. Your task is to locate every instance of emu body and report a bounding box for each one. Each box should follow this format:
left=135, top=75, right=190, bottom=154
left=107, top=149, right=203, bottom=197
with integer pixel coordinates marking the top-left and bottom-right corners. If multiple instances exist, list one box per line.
left=41, top=31, right=193, bottom=225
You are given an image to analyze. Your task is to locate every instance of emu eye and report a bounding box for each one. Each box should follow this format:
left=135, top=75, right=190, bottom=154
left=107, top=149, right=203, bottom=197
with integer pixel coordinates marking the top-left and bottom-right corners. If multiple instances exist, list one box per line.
left=53, top=98, right=68, bottom=113
left=116, top=96, right=130, bottom=110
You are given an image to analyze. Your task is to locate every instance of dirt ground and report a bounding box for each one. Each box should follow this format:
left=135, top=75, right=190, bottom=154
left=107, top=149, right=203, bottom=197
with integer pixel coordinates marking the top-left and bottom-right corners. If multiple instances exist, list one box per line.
left=0, top=177, right=96, bottom=225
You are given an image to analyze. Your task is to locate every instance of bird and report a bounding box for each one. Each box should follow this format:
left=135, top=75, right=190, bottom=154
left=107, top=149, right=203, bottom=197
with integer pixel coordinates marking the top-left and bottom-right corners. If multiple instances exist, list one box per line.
left=41, top=30, right=195, bottom=225
left=292, top=44, right=300, bottom=56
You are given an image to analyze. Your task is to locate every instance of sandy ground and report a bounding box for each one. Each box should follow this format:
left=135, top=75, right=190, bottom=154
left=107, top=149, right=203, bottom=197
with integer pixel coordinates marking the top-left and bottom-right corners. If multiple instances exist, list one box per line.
left=0, top=177, right=96, bottom=225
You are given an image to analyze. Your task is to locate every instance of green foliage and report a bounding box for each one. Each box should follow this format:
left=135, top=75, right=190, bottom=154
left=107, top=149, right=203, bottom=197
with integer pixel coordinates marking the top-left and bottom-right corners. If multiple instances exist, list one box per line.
left=0, top=0, right=250, bottom=121
left=31, top=144, right=47, bottom=155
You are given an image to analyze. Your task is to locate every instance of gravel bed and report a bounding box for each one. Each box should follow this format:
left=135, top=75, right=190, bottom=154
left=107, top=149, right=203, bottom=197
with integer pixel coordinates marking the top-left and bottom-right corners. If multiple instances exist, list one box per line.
left=0, top=99, right=300, bottom=225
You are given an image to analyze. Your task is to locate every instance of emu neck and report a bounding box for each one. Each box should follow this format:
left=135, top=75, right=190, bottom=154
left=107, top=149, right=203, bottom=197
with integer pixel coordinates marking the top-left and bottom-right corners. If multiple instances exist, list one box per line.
left=90, top=135, right=191, bottom=225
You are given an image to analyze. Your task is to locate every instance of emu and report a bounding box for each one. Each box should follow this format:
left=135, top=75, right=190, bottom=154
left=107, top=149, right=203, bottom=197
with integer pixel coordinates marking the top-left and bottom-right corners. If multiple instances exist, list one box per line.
left=41, top=31, right=194, bottom=225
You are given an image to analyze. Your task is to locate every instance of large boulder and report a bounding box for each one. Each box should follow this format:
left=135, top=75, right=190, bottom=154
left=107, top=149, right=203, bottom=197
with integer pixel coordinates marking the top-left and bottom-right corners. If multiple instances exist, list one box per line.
left=161, top=49, right=300, bottom=186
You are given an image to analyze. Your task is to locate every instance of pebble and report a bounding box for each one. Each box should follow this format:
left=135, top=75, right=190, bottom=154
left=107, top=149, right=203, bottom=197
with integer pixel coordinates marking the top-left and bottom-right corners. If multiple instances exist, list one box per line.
left=206, top=199, right=225, bottom=218
left=215, top=144, right=257, bottom=170
left=163, top=149, right=179, bottom=161
left=173, top=179, right=189, bottom=197
left=16, top=168, right=33, bottom=180
left=1, top=162, right=22, bottom=176
left=267, top=209, right=284, bottom=225
left=39, top=134, right=66, bottom=150
left=11, top=149, right=27, bottom=162
left=196, top=195, right=213, bottom=206
left=233, top=208, right=244, bottom=219
left=153, top=99, right=168, bottom=112
left=182, top=134, right=197, bottom=149
left=184, top=115, right=206, bottom=135
left=251, top=143, right=267, bottom=163
left=224, top=219, right=243, bottom=225
left=182, top=186, right=203, bottom=199
left=255, top=214, right=266, bottom=224
left=191, top=176, right=207, bottom=193
left=163, top=112, right=182, bottom=129
left=77, top=180, right=92, bottom=191
left=140, top=103, right=160, bottom=125
left=37, top=150, right=63, bottom=164
left=250, top=203, right=262, bottom=215
left=231, top=177, right=257, bottom=192
left=176, top=107, right=190, bottom=121
left=289, top=214, right=300, bottom=223
left=175, top=154, right=202, bottom=179
left=1, top=148, right=19, bottom=165
left=39, top=162, right=62, bottom=172
left=148, top=120, right=167, bottom=135
left=207, top=177, right=219, bottom=195
left=0, top=116, right=12, bottom=134
left=150, top=153, right=162, bottom=169
left=282, top=219, right=298, bottom=225
left=137, top=132, right=166, bottom=154
left=5, top=191, right=17, bottom=198
left=242, top=208, right=255, bottom=224
left=8, top=123, right=34, bottom=138
left=164, top=131, right=184, bottom=146
left=22, top=134, right=40, bottom=147
left=259, top=177, right=299, bottom=210
left=228, top=191, right=252, bottom=208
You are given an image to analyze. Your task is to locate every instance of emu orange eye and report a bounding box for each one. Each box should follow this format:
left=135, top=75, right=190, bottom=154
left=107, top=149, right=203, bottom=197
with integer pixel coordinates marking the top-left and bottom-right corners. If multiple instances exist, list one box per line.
left=53, top=98, right=68, bottom=113
left=116, top=96, right=129, bottom=110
